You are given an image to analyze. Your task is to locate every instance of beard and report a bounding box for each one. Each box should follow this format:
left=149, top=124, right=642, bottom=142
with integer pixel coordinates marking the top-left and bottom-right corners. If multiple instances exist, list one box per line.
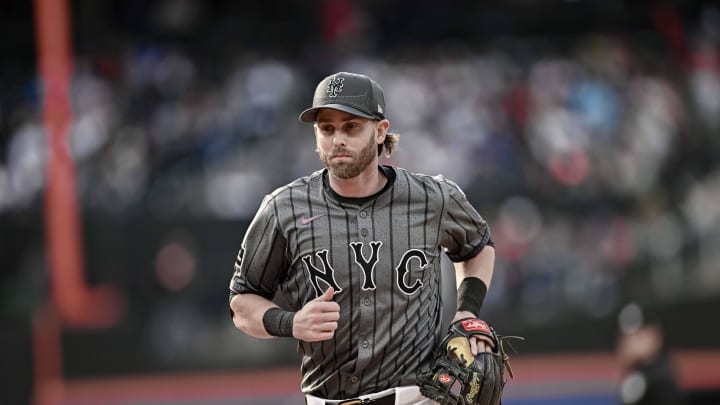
left=319, top=131, right=377, bottom=179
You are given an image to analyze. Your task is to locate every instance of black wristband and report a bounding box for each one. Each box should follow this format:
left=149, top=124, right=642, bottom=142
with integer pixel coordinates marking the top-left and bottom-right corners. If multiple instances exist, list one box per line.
left=456, top=277, right=488, bottom=317
left=262, top=307, right=295, bottom=337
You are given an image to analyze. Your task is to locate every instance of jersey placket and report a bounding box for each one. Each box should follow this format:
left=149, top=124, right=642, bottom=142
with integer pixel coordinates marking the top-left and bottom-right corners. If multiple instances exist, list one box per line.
left=351, top=206, right=375, bottom=392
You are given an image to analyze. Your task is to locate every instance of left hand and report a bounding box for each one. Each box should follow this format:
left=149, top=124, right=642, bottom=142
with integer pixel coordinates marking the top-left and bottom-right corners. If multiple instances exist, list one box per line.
left=452, top=311, right=495, bottom=355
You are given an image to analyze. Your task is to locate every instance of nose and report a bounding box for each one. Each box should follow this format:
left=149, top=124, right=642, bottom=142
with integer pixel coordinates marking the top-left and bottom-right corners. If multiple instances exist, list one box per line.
left=332, top=133, right=346, bottom=146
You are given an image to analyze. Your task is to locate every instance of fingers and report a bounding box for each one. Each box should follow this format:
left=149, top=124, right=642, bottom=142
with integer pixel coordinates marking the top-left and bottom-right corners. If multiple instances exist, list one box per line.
left=294, top=288, right=341, bottom=342
left=315, top=287, right=335, bottom=302
left=470, top=337, right=478, bottom=356
left=308, top=308, right=340, bottom=322
left=314, top=321, right=339, bottom=334
left=301, top=311, right=339, bottom=331
left=301, top=316, right=338, bottom=339
left=301, top=319, right=339, bottom=342
left=477, top=335, right=496, bottom=350
left=297, top=317, right=337, bottom=342
left=313, top=331, right=336, bottom=341
left=307, top=288, right=339, bottom=311
left=309, top=288, right=340, bottom=312
left=470, top=335, right=495, bottom=355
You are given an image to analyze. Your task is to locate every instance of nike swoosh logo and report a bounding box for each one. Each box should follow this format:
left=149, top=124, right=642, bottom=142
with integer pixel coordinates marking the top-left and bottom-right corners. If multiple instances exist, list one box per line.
left=300, top=213, right=326, bottom=225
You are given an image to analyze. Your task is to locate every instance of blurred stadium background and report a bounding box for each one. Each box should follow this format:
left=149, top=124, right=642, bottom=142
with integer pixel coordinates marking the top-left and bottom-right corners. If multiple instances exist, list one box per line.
left=2, top=0, right=720, bottom=404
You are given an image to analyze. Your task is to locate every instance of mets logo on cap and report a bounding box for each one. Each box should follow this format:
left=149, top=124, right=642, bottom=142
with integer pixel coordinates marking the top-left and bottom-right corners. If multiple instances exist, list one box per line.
left=327, top=77, right=344, bottom=97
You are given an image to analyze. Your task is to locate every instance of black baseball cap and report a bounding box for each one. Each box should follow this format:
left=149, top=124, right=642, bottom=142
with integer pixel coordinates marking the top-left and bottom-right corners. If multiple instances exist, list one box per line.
left=299, top=72, right=386, bottom=123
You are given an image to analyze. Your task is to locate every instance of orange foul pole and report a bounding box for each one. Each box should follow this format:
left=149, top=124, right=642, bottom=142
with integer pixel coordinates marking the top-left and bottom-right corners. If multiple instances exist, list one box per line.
left=34, top=0, right=124, bottom=331
left=33, top=0, right=123, bottom=403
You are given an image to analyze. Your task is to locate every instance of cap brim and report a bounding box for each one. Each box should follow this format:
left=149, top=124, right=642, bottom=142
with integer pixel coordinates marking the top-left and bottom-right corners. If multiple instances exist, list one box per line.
left=299, top=104, right=376, bottom=123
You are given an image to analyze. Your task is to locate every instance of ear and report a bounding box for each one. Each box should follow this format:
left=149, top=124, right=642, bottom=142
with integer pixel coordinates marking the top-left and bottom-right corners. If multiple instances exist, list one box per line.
left=376, top=119, right=390, bottom=144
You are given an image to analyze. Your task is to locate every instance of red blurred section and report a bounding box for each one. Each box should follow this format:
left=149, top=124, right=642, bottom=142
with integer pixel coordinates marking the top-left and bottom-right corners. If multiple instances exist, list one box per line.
left=35, top=0, right=123, bottom=330
left=33, top=0, right=124, bottom=403
left=63, top=368, right=303, bottom=404
left=674, top=351, right=720, bottom=390
left=320, top=0, right=360, bottom=43
left=58, top=351, right=720, bottom=404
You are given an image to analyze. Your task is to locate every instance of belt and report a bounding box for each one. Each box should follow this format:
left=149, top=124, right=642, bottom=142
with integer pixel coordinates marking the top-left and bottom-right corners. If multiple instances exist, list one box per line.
left=332, top=393, right=395, bottom=405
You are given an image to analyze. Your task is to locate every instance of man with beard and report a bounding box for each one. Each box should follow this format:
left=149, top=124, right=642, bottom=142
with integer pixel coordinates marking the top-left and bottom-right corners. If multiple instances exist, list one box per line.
left=228, top=72, right=497, bottom=404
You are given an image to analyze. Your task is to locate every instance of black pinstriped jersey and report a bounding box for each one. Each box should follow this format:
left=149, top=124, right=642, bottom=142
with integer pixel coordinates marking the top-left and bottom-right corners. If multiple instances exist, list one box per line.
left=229, top=165, right=492, bottom=399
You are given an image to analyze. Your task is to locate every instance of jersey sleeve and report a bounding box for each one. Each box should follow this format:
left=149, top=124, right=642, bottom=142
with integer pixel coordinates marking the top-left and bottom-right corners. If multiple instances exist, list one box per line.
left=228, top=194, right=289, bottom=300
left=438, top=178, right=493, bottom=262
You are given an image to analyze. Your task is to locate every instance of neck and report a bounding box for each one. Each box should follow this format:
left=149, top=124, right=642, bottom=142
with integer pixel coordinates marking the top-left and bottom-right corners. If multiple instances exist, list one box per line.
left=328, top=165, right=387, bottom=198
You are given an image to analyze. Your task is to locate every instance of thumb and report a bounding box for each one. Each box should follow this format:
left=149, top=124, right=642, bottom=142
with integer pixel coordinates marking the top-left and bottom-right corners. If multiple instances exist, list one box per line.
left=316, top=287, right=335, bottom=301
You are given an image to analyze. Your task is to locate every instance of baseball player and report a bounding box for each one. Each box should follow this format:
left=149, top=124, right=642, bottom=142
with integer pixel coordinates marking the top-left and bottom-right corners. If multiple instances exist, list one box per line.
left=229, top=72, right=496, bottom=404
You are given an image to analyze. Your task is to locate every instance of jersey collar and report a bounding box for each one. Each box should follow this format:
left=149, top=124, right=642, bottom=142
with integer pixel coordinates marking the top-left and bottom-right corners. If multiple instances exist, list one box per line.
left=322, top=165, right=396, bottom=206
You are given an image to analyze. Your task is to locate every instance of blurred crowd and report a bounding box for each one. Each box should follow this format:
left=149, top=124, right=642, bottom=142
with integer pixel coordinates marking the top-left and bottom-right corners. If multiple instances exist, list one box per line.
left=2, top=0, right=720, bottom=370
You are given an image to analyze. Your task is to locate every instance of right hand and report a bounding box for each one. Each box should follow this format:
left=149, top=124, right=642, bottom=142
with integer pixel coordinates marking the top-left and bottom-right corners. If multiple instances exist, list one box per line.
left=293, top=287, right=340, bottom=342
left=451, top=311, right=495, bottom=355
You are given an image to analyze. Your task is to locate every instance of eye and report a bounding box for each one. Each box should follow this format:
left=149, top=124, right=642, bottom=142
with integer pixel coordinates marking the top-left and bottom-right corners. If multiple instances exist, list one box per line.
left=345, top=122, right=360, bottom=131
left=319, top=125, right=334, bottom=135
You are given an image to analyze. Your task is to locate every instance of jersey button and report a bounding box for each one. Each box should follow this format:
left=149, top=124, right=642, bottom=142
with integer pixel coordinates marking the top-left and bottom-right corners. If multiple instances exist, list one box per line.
left=360, top=228, right=368, bottom=237
left=362, top=298, right=371, bottom=306
left=351, top=375, right=359, bottom=383
left=360, top=211, right=367, bottom=218
left=361, top=340, right=370, bottom=348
